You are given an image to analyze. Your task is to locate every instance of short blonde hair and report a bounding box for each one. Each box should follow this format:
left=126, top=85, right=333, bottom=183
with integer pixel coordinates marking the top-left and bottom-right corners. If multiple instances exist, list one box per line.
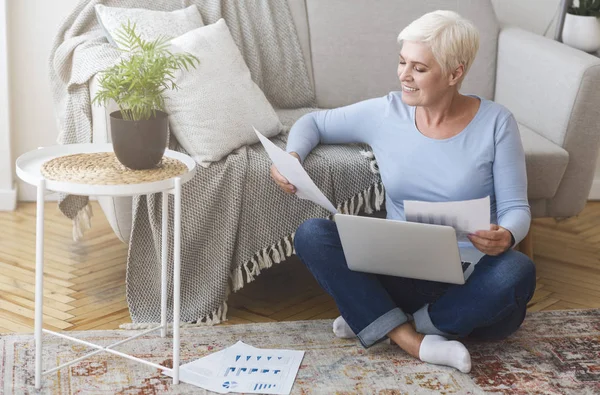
left=397, top=10, right=480, bottom=79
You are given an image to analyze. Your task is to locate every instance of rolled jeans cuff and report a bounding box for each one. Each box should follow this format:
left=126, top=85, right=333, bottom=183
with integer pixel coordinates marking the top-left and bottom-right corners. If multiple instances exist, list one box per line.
left=357, top=308, right=408, bottom=348
left=413, top=304, right=456, bottom=338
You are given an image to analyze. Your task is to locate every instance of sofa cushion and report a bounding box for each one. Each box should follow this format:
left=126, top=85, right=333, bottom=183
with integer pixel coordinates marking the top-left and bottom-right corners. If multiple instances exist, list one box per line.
left=95, top=4, right=204, bottom=48
left=520, top=123, right=569, bottom=199
left=305, top=0, right=499, bottom=108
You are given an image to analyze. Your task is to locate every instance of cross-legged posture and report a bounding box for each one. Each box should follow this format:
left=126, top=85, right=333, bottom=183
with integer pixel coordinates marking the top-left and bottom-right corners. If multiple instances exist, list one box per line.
left=270, top=10, right=536, bottom=373
left=294, top=218, right=535, bottom=373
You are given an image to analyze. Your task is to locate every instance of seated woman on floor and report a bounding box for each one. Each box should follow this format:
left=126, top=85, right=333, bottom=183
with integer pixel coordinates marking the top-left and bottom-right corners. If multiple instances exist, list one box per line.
left=270, top=10, right=535, bottom=373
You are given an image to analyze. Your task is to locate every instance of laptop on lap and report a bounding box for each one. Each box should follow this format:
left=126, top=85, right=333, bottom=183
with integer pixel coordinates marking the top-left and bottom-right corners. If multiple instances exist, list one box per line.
left=334, top=214, right=472, bottom=284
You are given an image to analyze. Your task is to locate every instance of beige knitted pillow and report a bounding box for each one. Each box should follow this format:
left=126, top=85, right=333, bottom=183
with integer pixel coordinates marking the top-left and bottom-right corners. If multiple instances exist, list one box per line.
left=165, top=19, right=282, bottom=167
left=95, top=4, right=204, bottom=48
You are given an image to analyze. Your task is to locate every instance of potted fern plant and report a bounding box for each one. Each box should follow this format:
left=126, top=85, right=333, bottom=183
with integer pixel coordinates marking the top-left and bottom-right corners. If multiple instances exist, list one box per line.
left=563, top=0, right=600, bottom=53
left=93, top=22, right=199, bottom=169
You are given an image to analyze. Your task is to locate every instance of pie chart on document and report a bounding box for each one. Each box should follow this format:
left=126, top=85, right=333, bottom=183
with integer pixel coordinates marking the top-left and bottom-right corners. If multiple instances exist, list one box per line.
left=222, top=380, right=238, bottom=389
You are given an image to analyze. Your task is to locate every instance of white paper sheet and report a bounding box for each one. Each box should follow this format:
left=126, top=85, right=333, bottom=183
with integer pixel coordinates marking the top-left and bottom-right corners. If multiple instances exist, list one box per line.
left=404, top=196, right=491, bottom=240
left=164, top=341, right=305, bottom=394
left=254, top=127, right=338, bottom=214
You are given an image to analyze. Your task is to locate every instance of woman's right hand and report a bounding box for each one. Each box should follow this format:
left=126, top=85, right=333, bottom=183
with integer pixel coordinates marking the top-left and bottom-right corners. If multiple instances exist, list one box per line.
left=270, top=152, right=301, bottom=194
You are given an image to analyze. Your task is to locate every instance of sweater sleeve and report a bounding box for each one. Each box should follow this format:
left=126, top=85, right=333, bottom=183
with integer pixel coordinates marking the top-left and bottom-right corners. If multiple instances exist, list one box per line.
left=286, top=96, right=388, bottom=162
left=494, top=114, right=531, bottom=246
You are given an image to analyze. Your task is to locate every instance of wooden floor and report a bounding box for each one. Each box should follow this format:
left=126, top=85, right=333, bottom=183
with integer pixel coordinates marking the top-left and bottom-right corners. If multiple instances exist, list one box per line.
left=0, top=201, right=599, bottom=333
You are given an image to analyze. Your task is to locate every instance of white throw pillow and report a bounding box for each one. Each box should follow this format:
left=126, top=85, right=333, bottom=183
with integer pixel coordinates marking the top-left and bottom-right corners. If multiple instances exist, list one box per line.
left=95, top=4, right=204, bottom=48
left=166, top=19, right=282, bottom=167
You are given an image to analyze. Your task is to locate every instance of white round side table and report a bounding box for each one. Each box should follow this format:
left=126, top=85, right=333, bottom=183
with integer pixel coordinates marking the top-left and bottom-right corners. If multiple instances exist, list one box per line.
left=15, top=143, right=196, bottom=390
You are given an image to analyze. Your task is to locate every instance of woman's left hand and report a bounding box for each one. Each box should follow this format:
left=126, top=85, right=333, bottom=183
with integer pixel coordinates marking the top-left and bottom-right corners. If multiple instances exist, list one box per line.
left=467, top=224, right=513, bottom=256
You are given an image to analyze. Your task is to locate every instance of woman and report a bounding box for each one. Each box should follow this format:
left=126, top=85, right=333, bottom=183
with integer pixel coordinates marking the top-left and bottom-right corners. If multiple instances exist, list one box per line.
left=270, top=10, right=535, bottom=373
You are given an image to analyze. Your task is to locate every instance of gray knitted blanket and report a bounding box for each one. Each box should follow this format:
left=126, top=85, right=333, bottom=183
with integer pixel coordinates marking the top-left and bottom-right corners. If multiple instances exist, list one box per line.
left=49, top=0, right=383, bottom=324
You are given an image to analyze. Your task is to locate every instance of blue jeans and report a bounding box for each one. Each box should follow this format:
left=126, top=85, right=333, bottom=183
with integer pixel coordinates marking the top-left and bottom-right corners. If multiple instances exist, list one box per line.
left=294, top=218, right=536, bottom=348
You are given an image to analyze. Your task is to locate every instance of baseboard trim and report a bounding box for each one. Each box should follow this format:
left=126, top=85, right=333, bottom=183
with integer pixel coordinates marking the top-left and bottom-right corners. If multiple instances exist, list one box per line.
left=589, top=178, right=600, bottom=201
left=0, top=185, right=17, bottom=211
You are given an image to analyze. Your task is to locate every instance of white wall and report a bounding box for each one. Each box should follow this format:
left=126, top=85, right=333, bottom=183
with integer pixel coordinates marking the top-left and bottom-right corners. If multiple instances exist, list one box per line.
left=0, top=0, right=16, bottom=210
left=7, top=0, right=79, bottom=202
left=4, top=0, right=600, bottom=201
left=492, top=0, right=561, bottom=38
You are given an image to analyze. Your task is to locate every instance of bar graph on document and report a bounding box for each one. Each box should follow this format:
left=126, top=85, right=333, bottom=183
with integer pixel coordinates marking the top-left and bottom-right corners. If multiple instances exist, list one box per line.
left=411, top=213, right=469, bottom=229
left=217, top=343, right=304, bottom=394
left=404, top=196, right=491, bottom=238
left=409, top=212, right=472, bottom=241
left=254, top=383, right=277, bottom=391
left=167, top=341, right=304, bottom=394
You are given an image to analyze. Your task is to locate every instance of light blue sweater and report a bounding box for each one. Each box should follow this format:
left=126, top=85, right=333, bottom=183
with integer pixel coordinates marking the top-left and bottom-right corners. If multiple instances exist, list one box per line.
left=287, top=92, right=530, bottom=256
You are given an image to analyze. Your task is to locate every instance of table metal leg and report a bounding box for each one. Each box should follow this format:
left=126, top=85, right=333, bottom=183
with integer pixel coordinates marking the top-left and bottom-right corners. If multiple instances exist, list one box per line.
left=34, top=180, right=45, bottom=390
left=173, top=178, right=182, bottom=384
left=24, top=168, right=191, bottom=389
left=161, top=191, right=168, bottom=338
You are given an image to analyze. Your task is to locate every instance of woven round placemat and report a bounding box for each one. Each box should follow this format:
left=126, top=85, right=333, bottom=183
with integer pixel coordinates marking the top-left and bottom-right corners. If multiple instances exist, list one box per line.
left=40, top=152, right=188, bottom=185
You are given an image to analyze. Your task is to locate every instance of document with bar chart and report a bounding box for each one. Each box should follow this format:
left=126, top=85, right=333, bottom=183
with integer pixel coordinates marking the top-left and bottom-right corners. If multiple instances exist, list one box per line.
left=404, top=196, right=491, bottom=241
left=165, top=341, right=304, bottom=394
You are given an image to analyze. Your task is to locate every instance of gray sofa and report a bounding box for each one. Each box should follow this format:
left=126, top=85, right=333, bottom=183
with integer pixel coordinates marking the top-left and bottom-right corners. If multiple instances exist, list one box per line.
left=91, top=0, right=600, bottom=244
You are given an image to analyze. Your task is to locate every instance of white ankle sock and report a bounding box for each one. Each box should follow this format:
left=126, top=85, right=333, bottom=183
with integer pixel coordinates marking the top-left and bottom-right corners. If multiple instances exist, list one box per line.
left=418, top=334, right=471, bottom=373
left=332, top=317, right=471, bottom=373
left=332, top=316, right=356, bottom=338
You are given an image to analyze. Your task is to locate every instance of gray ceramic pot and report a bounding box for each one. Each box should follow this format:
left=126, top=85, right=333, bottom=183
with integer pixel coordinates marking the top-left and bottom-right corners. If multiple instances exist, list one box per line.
left=110, top=110, right=168, bottom=170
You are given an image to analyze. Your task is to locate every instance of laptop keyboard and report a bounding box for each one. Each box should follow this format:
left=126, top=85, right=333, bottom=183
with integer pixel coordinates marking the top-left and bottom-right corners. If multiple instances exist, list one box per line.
left=461, top=261, right=472, bottom=273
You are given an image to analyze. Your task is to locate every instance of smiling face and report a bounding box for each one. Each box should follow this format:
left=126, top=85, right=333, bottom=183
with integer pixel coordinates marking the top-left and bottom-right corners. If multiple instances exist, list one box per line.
left=397, top=41, right=460, bottom=107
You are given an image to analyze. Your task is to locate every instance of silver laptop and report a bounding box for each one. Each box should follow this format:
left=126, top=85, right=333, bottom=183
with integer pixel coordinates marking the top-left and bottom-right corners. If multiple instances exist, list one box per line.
left=334, top=214, right=471, bottom=284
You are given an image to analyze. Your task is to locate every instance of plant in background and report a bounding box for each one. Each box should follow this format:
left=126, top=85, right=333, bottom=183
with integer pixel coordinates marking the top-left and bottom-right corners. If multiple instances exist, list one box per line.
left=92, top=21, right=199, bottom=121
left=568, top=0, right=600, bottom=16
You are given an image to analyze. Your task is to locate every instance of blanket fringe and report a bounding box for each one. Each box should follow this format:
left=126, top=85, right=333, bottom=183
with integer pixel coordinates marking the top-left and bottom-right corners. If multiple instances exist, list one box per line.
left=360, top=150, right=380, bottom=174
left=284, top=235, right=293, bottom=256
left=119, top=301, right=229, bottom=329
left=291, top=232, right=296, bottom=255
left=257, top=249, right=266, bottom=269
left=356, top=193, right=364, bottom=214
left=229, top=181, right=386, bottom=296
left=72, top=203, right=93, bottom=241
left=122, top=181, right=386, bottom=327
left=244, top=261, right=255, bottom=283
left=378, top=183, right=386, bottom=207
left=263, top=247, right=273, bottom=269
left=277, top=240, right=286, bottom=261
left=251, top=257, right=261, bottom=278
left=364, top=186, right=373, bottom=214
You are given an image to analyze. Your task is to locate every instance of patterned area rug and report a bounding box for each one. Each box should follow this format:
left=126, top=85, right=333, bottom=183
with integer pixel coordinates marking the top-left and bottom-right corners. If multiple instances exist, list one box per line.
left=2, top=309, right=600, bottom=394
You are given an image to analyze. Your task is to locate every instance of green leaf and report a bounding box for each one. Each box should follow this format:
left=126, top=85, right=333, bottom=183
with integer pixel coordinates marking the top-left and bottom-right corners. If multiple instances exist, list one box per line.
left=93, top=19, right=199, bottom=121
left=569, top=0, right=600, bottom=15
